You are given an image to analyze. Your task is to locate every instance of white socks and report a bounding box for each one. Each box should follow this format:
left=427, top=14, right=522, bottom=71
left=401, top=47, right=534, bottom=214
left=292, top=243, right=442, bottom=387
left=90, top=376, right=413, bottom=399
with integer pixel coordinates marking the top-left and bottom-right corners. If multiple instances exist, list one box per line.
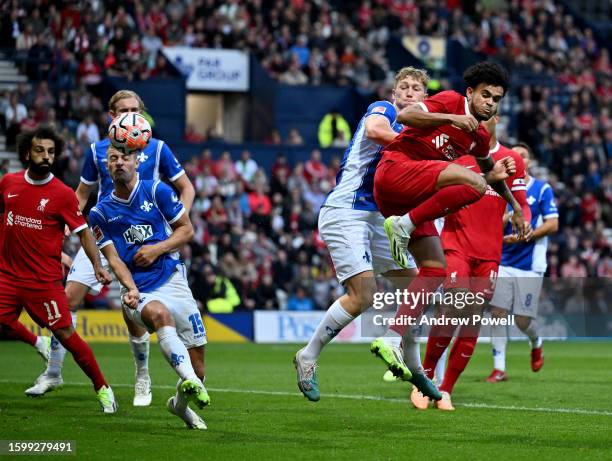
left=47, top=311, right=77, bottom=377
left=301, top=300, right=354, bottom=361
left=522, top=319, right=541, bottom=348
left=129, top=332, right=150, bottom=378
left=402, top=329, right=423, bottom=372
left=398, top=214, right=416, bottom=234
left=157, top=326, right=199, bottom=383
left=491, top=323, right=507, bottom=371
left=434, top=348, right=448, bottom=386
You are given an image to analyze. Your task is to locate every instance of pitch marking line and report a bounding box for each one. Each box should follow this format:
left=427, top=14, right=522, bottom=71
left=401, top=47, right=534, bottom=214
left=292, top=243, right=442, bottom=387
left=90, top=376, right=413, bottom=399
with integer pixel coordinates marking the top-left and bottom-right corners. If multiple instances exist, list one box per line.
left=1, top=379, right=611, bottom=417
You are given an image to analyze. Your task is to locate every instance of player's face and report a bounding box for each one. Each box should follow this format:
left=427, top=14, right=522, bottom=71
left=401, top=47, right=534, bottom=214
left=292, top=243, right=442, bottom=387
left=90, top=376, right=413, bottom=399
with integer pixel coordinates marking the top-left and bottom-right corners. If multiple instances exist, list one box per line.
left=467, top=84, right=504, bottom=121
left=27, top=137, right=55, bottom=175
left=110, top=97, right=141, bottom=118
left=393, top=76, right=426, bottom=110
left=107, top=148, right=139, bottom=185
left=512, top=146, right=531, bottom=170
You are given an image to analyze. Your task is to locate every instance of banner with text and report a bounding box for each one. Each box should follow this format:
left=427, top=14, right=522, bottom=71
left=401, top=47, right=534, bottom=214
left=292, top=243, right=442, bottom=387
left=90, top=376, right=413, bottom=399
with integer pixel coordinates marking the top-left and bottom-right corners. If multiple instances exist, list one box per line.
left=162, top=47, right=249, bottom=92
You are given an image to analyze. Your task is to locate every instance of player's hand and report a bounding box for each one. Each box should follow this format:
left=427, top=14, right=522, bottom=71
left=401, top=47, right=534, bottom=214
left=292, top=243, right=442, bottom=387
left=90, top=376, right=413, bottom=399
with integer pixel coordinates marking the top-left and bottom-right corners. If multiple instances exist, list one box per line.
left=451, top=114, right=479, bottom=132
left=121, top=288, right=140, bottom=310
left=134, top=244, right=162, bottom=267
left=510, top=210, right=527, bottom=240
left=503, top=234, right=520, bottom=244
left=95, top=266, right=113, bottom=285
left=485, top=156, right=516, bottom=183
left=522, top=222, right=534, bottom=242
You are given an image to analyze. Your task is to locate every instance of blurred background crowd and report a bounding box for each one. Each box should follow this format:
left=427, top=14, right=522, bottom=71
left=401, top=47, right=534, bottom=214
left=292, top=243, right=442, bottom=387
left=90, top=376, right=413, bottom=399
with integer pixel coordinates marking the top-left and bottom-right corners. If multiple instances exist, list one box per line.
left=0, top=0, right=609, bottom=313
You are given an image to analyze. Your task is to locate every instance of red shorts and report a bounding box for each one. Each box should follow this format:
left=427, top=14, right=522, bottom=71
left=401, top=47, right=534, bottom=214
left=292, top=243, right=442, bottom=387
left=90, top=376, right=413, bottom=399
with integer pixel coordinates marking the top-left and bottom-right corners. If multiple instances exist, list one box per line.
left=444, top=249, right=499, bottom=300
left=0, top=275, right=72, bottom=331
left=374, top=154, right=448, bottom=239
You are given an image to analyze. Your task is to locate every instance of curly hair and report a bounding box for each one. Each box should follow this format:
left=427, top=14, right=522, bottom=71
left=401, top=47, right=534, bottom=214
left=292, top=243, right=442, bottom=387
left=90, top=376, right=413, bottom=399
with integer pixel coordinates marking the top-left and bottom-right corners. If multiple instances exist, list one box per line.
left=463, top=61, right=510, bottom=95
left=16, top=125, right=65, bottom=165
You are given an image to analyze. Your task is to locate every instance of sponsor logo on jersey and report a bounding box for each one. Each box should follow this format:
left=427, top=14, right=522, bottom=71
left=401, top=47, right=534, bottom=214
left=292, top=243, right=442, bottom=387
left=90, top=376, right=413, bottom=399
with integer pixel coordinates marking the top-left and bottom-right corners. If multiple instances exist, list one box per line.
left=432, top=133, right=449, bottom=149
left=140, top=200, right=153, bottom=212
left=37, top=198, right=50, bottom=212
left=372, top=106, right=386, bottom=114
left=123, top=224, right=153, bottom=244
left=93, top=225, right=104, bottom=243
left=6, top=211, right=43, bottom=229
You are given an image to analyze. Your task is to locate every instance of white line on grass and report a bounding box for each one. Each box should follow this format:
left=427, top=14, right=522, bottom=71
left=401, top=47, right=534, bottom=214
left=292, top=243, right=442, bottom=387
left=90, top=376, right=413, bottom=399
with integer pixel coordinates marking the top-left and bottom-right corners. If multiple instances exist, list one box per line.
left=1, top=379, right=611, bottom=417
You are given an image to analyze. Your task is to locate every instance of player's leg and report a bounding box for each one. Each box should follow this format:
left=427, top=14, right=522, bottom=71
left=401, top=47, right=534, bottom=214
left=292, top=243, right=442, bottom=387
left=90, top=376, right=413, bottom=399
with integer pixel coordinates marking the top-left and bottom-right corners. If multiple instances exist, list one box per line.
left=383, top=163, right=486, bottom=267
left=370, top=233, right=446, bottom=389
left=22, top=287, right=116, bottom=412
left=487, top=266, right=515, bottom=382
left=294, top=208, right=378, bottom=401
left=122, top=308, right=152, bottom=406
left=513, top=274, right=545, bottom=372
left=3, top=320, right=51, bottom=361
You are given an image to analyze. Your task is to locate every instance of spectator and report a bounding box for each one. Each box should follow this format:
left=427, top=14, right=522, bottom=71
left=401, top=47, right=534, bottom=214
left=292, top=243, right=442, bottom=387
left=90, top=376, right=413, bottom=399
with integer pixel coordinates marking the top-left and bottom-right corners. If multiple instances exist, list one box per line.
left=287, top=285, right=315, bottom=311
left=235, top=150, right=258, bottom=183
left=286, top=128, right=305, bottom=146
left=76, top=114, right=100, bottom=145
left=318, top=108, right=351, bottom=148
left=303, top=149, right=328, bottom=185
left=4, top=92, right=27, bottom=148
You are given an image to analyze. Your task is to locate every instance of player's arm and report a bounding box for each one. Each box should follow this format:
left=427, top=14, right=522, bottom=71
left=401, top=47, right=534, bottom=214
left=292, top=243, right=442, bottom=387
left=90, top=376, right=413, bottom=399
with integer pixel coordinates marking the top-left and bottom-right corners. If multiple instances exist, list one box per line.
left=171, top=174, right=195, bottom=213
left=528, top=185, right=558, bottom=242
left=397, top=102, right=478, bottom=131
left=99, top=243, right=139, bottom=309
left=364, top=115, right=399, bottom=146
left=76, top=227, right=112, bottom=285
left=133, top=212, right=193, bottom=267
left=528, top=216, right=558, bottom=242
left=75, top=181, right=95, bottom=211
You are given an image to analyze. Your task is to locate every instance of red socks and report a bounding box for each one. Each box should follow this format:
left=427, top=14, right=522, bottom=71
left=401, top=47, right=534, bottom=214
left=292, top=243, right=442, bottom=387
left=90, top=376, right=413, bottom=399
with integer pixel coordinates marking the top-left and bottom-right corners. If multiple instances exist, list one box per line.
left=61, top=332, right=108, bottom=391
left=409, top=184, right=483, bottom=225
left=389, top=266, right=446, bottom=337
left=423, top=323, right=457, bottom=379
left=439, top=325, right=482, bottom=394
left=7, top=321, right=37, bottom=346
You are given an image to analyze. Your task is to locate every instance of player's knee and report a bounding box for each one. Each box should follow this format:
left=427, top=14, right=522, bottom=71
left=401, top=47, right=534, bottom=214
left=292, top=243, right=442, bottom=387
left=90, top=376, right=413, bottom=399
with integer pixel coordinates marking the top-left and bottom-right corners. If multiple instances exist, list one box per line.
left=53, top=326, right=75, bottom=342
left=516, top=315, right=531, bottom=331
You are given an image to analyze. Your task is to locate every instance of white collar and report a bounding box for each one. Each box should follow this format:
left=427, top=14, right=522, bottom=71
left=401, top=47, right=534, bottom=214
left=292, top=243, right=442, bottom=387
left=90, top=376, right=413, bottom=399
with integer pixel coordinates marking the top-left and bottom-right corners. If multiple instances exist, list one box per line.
left=24, top=170, right=53, bottom=185
left=464, top=96, right=471, bottom=116
left=489, top=141, right=501, bottom=154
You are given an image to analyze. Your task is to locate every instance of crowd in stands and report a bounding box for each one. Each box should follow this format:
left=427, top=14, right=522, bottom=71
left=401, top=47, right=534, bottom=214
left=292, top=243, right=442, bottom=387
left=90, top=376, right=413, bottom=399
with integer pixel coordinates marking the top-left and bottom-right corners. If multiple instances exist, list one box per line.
left=0, top=0, right=609, bottom=313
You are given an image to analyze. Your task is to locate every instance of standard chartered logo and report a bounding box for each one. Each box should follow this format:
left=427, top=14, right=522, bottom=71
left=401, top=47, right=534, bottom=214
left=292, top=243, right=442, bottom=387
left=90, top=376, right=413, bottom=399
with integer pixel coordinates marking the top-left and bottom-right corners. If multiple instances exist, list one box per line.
left=7, top=211, right=43, bottom=230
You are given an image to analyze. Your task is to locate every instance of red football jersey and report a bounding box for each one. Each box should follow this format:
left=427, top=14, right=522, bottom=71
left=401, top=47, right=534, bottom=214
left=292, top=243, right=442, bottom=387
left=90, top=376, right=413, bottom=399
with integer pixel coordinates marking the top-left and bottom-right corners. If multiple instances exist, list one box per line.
left=0, top=171, right=87, bottom=286
left=441, top=144, right=527, bottom=262
left=383, top=90, right=491, bottom=162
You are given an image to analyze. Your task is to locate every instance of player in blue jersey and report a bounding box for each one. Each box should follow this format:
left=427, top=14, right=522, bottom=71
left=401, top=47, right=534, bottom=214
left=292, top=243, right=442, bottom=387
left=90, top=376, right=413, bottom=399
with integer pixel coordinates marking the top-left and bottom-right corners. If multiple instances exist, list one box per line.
left=486, top=142, right=558, bottom=382
left=294, top=67, right=441, bottom=402
left=88, top=144, right=209, bottom=429
left=26, top=90, right=195, bottom=406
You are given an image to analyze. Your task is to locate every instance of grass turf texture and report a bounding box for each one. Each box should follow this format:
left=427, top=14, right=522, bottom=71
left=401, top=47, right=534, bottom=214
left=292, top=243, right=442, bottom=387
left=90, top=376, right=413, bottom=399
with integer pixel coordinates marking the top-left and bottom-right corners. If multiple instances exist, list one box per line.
left=1, top=341, right=611, bottom=461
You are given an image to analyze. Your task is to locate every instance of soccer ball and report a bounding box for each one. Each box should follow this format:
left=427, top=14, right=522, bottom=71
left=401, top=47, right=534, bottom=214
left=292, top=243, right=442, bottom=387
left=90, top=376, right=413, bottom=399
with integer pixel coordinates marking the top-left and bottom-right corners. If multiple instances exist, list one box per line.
left=108, top=113, right=152, bottom=154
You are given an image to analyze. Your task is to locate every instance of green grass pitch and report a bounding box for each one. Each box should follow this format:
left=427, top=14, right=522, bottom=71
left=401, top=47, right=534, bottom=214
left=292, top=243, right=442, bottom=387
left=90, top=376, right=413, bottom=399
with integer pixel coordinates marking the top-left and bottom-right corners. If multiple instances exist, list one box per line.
left=1, top=341, right=611, bottom=460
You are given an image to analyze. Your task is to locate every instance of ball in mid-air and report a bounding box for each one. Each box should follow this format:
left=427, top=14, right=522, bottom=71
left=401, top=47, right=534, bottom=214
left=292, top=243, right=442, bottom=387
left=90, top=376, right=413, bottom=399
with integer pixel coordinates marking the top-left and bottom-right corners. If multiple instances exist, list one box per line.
left=108, top=113, right=152, bottom=154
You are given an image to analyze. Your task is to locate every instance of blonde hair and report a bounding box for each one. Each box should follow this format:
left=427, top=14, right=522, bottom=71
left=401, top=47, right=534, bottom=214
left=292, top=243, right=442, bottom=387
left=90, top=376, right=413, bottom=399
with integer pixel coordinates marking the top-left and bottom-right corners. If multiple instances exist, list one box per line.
left=394, top=67, right=429, bottom=90
left=108, top=90, right=145, bottom=113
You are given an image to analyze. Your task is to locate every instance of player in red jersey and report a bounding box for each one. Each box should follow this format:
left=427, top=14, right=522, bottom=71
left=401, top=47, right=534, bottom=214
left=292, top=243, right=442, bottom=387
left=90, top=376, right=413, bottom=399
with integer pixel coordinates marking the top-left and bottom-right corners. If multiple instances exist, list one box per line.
left=370, top=62, right=529, bottom=380
left=0, top=126, right=117, bottom=413
left=412, top=115, right=532, bottom=410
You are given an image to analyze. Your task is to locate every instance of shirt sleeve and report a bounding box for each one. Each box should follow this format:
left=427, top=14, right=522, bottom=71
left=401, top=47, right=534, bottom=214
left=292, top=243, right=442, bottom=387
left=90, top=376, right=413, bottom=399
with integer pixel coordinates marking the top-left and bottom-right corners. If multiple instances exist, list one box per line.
left=420, top=90, right=462, bottom=114
left=80, top=143, right=99, bottom=185
left=88, top=207, right=113, bottom=249
left=471, top=125, right=492, bottom=159
left=60, top=190, right=88, bottom=233
left=158, top=141, right=185, bottom=182
left=539, top=184, right=559, bottom=219
left=153, top=181, right=186, bottom=224
left=364, top=101, right=397, bottom=125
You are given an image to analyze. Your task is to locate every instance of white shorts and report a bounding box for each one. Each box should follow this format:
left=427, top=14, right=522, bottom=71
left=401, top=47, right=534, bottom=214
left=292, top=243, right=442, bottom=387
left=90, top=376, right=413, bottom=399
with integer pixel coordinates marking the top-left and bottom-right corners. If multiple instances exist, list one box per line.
left=318, top=206, right=416, bottom=284
left=66, top=247, right=109, bottom=295
left=490, top=265, right=544, bottom=318
left=122, top=266, right=207, bottom=348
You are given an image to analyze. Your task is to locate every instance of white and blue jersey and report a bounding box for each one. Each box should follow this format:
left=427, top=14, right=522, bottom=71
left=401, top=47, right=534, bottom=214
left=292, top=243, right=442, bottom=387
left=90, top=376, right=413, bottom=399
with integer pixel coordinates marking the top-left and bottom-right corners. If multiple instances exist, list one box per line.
left=89, top=179, right=185, bottom=293
left=501, top=178, right=558, bottom=273
left=323, top=101, right=403, bottom=211
left=80, top=138, right=185, bottom=202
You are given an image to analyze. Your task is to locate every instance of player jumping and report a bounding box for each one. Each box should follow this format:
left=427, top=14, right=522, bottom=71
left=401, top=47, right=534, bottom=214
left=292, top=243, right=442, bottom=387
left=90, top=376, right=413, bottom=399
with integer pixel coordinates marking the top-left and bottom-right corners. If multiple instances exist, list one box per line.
left=413, top=115, right=532, bottom=410
left=0, top=126, right=116, bottom=413
left=89, top=144, right=209, bottom=429
left=26, top=90, right=195, bottom=406
left=294, top=67, right=441, bottom=402
left=486, top=142, right=558, bottom=382
left=370, top=61, right=529, bottom=378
